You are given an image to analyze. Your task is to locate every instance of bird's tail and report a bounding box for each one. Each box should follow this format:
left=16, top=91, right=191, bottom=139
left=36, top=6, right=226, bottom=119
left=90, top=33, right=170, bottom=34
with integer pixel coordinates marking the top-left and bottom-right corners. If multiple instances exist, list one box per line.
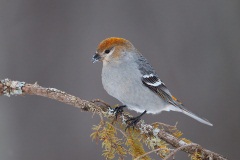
left=173, top=105, right=213, bottom=126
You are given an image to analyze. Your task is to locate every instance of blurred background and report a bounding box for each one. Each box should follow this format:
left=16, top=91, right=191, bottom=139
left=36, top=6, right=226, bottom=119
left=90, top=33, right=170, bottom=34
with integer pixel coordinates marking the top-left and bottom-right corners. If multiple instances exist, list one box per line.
left=0, top=0, right=239, bottom=159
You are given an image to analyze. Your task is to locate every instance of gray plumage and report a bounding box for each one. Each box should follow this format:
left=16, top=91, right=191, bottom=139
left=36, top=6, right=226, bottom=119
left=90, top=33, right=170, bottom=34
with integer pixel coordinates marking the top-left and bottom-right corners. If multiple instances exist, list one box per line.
left=93, top=37, right=212, bottom=126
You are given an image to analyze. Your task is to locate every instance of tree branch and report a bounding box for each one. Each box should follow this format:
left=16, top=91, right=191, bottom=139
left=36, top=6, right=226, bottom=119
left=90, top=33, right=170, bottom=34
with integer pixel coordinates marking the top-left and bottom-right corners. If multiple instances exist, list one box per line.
left=0, top=79, right=227, bottom=160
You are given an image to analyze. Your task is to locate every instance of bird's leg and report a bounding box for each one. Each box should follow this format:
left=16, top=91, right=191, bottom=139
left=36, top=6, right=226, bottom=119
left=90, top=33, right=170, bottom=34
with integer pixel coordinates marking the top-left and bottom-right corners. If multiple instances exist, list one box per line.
left=125, top=110, right=147, bottom=130
left=113, top=105, right=126, bottom=119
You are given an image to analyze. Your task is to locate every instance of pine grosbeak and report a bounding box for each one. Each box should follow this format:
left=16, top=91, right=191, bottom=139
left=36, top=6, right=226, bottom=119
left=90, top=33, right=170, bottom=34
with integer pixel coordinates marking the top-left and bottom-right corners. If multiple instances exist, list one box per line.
left=92, top=37, right=212, bottom=126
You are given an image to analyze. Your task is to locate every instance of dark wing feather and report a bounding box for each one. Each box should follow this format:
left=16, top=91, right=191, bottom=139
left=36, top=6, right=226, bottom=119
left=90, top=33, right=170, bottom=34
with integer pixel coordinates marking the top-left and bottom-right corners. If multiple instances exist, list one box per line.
left=141, top=74, right=181, bottom=106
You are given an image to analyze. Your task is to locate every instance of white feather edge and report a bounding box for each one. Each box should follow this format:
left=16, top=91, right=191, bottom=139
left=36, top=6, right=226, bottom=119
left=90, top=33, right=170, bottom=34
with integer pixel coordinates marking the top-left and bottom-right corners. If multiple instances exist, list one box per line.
left=143, top=74, right=154, bottom=78
left=143, top=74, right=162, bottom=86
left=145, top=81, right=162, bottom=86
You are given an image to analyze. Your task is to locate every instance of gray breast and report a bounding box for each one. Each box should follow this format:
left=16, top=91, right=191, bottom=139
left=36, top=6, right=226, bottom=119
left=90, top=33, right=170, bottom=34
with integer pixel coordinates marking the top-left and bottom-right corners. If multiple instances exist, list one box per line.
left=102, top=61, right=142, bottom=102
left=101, top=61, right=167, bottom=113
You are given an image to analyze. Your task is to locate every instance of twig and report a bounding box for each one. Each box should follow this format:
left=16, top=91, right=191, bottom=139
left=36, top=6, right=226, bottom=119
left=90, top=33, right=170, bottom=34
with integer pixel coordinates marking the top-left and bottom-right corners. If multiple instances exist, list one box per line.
left=0, top=79, right=228, bottom=160
left=163, top=144, right=198, bottom=160
left=152, top=122, right=178, bottom=128
left=106, top=121, right=127, bottom=138
left=91, top=98, right=111, bottom=107
left=134, top=147, right=173, bottom=160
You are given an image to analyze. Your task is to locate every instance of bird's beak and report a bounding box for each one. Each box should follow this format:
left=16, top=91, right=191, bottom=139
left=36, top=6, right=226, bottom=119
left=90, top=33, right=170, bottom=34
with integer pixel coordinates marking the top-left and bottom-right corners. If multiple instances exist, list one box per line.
left=92, top=53, right=101, bottom=63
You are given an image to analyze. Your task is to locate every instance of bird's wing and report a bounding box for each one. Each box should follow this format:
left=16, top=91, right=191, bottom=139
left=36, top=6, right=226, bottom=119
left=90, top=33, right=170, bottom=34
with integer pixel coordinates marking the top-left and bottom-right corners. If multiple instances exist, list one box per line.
left=136, top=54, right=182, bottom=106
left=141, top=74, right=181, bottom=106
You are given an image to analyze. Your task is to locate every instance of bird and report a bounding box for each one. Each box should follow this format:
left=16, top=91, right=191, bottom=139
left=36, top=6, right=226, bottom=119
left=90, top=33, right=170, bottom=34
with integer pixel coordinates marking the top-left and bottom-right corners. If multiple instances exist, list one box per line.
left=92, top=37, right=213, bottom=127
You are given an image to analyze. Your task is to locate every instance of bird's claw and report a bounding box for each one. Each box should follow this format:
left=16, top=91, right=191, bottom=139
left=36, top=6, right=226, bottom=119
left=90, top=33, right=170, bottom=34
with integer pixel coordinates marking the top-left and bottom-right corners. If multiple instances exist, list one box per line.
left=125, top=116, right=141, bottom=131
left=125, top=110, right=147, bottom=131
left=113, top=105, right=126, bottom=119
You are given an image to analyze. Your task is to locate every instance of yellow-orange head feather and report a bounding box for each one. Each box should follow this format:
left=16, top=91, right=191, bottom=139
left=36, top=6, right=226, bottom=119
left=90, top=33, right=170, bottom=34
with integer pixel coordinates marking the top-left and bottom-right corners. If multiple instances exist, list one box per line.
left=97, top=37, right=133, bottom=53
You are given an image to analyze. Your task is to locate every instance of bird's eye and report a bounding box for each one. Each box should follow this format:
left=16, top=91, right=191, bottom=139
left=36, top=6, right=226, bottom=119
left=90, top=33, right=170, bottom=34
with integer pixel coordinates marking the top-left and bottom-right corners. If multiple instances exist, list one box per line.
left=104, top=49, right=110, bottom=54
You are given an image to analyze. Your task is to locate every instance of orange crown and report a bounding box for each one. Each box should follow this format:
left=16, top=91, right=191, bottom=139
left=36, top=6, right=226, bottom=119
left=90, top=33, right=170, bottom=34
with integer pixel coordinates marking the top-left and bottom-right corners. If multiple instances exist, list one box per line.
left=97, top=37, right=131, bottom=52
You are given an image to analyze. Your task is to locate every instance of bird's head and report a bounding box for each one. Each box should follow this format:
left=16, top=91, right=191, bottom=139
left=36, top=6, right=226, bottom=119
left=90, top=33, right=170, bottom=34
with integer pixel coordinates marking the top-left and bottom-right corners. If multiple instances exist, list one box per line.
left=92, top=37, right=135, bottom=64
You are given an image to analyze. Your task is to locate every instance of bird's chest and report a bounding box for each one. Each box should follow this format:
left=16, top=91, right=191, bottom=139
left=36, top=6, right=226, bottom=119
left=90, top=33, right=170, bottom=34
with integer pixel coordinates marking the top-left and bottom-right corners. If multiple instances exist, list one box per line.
left=101, top=63, right=141, bottom=101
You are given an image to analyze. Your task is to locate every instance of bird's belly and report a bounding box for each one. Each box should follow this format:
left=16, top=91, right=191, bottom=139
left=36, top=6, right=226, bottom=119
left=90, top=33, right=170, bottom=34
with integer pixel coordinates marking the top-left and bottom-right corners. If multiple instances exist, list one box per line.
left=102, top=67, right=167, bottom=114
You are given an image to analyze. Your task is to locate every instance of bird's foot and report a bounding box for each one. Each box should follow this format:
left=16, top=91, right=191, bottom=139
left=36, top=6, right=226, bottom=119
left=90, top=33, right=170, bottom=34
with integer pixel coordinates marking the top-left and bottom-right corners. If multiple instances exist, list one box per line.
left=125, top=110, right=147, bottom=131
left=113, top=105, right=126, bottom=119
